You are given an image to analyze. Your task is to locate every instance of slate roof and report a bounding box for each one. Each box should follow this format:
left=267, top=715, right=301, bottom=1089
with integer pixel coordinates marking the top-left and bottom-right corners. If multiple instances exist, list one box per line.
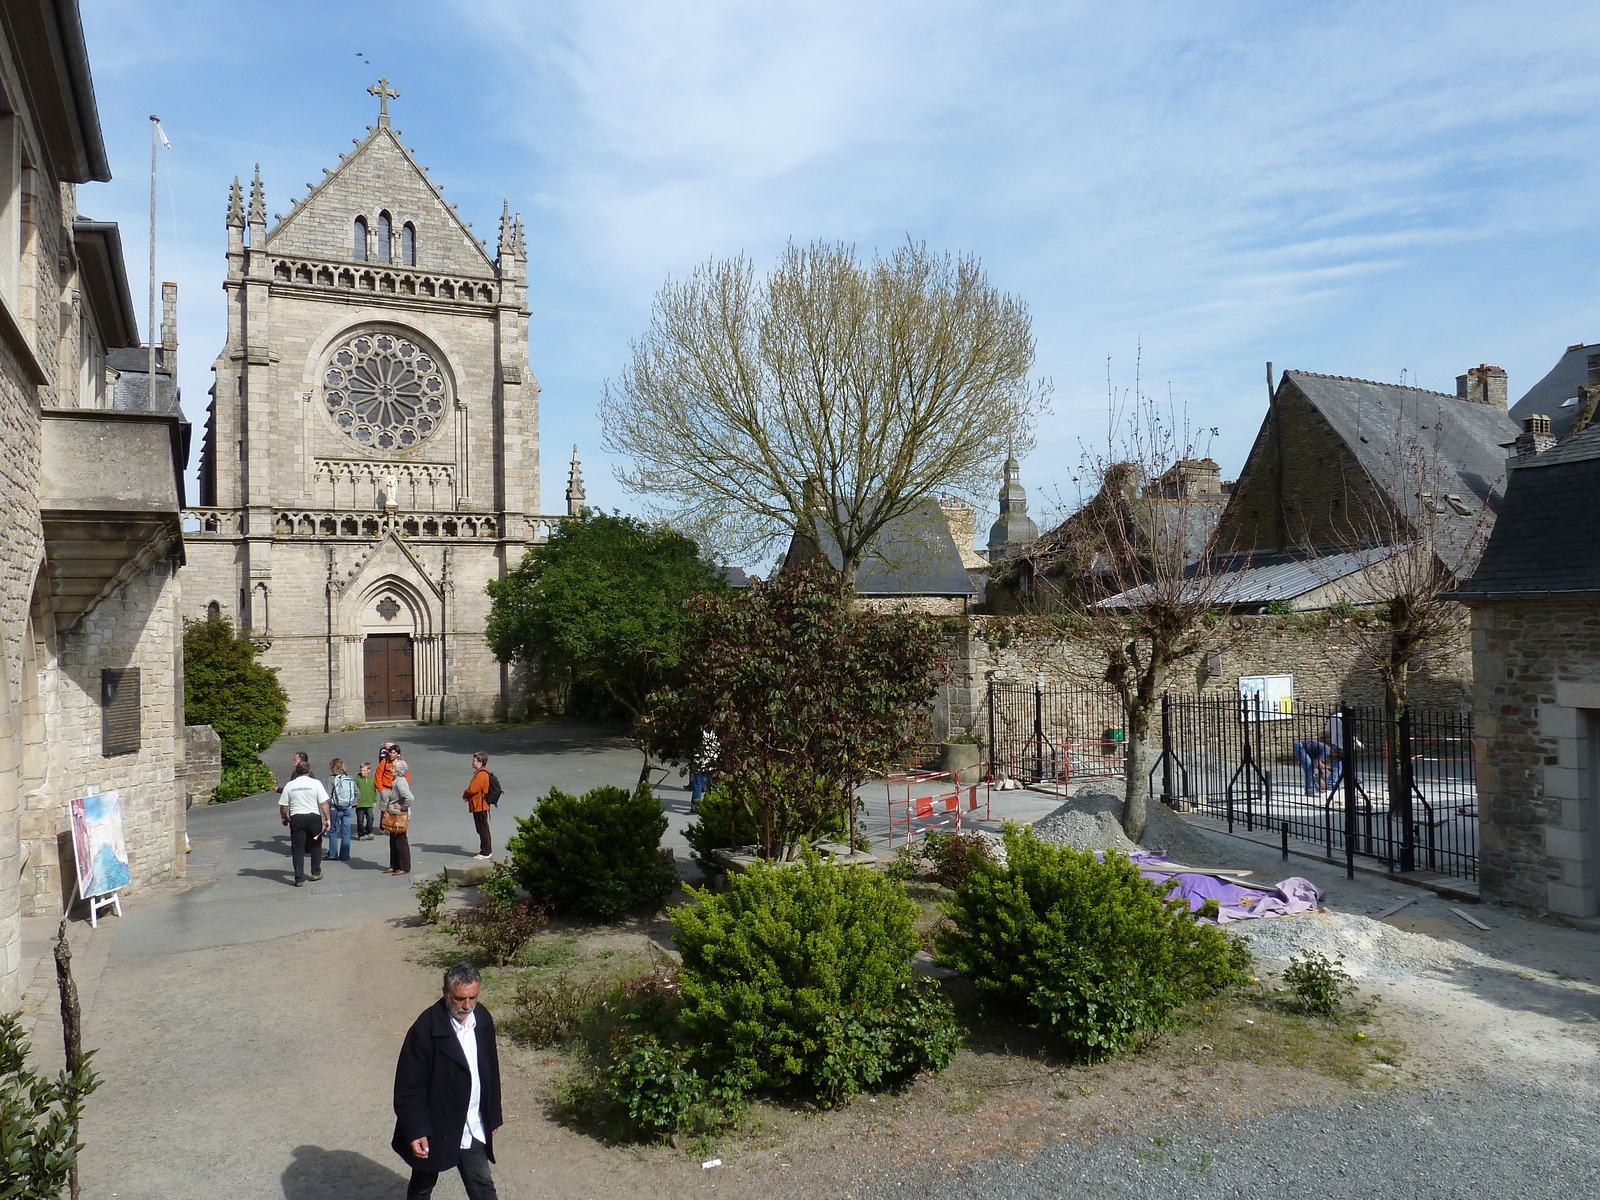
left=1454, top=425, right=1600, bottom=598
left=800, top=499, right=979, bottom=598
left=1098, top=546, right=1394, bottom=609
left=1282, top=371, right=1519, bottom=573
left=1509, top=343, right=1594, bottom=441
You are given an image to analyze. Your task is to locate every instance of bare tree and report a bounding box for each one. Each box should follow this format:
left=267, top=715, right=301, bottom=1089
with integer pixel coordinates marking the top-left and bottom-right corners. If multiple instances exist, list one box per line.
left=601, top=239, right=1049, bottom=581
left=1312, top=431, right=1496, bottom=834
left=1016, top=371, right=1236, bottom=841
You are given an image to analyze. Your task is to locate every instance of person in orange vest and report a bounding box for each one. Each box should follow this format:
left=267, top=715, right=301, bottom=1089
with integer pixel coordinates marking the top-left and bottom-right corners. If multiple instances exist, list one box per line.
left=462, top=752, right=493, bottom=860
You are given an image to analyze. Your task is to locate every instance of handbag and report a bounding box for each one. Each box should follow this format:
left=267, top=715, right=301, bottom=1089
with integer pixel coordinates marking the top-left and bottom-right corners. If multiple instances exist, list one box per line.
left=380, top=807, right=410, bottom=835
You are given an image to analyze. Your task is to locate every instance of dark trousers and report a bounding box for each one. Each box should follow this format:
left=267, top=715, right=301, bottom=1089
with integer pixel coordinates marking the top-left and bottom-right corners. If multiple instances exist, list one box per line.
left=355, top=806, right=375, bottom=837
left=390, top=830, right=411, bottom=873
left=473, top=808, right=492, bottom=856
left=407, top=1139, right=498, bottom=1199
left=288, top=813, right=323, bottom=882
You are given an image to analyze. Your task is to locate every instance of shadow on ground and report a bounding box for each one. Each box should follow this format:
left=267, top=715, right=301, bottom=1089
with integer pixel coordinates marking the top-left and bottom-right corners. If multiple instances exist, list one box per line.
left=281, top=1145, right=409, bottom=1199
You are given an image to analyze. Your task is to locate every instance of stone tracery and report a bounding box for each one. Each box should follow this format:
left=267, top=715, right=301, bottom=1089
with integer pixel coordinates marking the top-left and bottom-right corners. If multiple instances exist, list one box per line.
left=322, top=329, right=449, bottom=451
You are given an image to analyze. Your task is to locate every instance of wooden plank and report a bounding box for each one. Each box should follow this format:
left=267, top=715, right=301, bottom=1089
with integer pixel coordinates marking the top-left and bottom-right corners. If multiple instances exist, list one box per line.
left=1374, top=897, right=1417, bottom=920
left=1450, top=906, right=1491, bottom=931
left=1157, top=863, right=1254, bottom=878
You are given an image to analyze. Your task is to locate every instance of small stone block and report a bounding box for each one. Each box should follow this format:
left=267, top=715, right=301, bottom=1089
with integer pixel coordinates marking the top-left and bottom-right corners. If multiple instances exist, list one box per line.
left=446, top=863, right=493, bottom=886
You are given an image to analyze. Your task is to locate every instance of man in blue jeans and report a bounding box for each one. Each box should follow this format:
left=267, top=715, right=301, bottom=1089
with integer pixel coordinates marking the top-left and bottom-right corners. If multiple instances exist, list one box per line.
left=326, top=757, right=357, bottom=862
left=1293, top=739, right=1341, bottom=795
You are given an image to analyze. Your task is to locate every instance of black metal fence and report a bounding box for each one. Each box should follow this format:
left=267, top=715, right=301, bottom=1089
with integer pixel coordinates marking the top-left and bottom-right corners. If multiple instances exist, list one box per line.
left=984, top=682, right=1478, bottom=881
left=987, top=681, right=1125, bottom=787
left=1155, top=695, right=1477, bottom=881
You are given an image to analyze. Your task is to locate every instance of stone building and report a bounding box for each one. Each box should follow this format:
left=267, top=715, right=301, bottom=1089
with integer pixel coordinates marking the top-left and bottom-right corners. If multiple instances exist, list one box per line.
left=0, top=0, right=188, bottom=1007
left=1455, top=422, right=1600, bottom=918
left=183, top=82, right=565, bottom=732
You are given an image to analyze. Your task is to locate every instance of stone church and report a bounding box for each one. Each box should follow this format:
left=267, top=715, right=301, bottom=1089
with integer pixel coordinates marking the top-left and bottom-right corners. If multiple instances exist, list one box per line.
left=184, top=83, right=570, bottom=732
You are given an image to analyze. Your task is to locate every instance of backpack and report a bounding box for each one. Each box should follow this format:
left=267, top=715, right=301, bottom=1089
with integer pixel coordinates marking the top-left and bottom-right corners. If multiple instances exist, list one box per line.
left=332, top=773, right=358, bottom=809
left=485, top=772, right=503, bottom=808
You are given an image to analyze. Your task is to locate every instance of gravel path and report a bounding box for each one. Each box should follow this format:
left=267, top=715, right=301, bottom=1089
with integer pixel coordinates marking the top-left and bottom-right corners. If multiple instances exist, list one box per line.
left=869, top=1079, right=1600, bottom=1200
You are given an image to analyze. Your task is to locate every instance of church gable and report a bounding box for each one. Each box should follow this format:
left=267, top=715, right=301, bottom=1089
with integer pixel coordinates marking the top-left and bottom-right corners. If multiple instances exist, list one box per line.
left=265, top=126, right=495, bottom=278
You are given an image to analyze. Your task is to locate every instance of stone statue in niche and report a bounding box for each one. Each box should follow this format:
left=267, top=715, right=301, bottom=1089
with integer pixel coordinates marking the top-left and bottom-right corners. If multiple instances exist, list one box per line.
left=383, top=473, right=400, bottom=509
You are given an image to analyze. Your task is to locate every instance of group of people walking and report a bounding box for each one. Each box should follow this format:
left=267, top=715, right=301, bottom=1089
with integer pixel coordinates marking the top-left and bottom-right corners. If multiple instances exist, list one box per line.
left=274, top=743, right=496, bottom=887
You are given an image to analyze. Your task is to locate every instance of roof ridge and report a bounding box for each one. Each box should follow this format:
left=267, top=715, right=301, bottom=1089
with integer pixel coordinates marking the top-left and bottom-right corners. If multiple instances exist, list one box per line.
left=1286, top=369, right=1458, bottom=400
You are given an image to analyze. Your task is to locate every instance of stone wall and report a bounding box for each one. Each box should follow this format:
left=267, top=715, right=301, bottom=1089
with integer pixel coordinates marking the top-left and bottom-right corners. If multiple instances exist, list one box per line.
left=20, top=556, right=186, bottom=917
left=1470, top=598, right=1600, bottom=917
left=933, top=611, right=1474, bottom=743
left=183, top=724, right=222, bottom=810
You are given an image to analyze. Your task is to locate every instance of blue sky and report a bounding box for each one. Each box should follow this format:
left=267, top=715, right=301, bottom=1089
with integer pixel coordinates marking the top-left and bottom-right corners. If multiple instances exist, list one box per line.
left=79, top=0, right=1600, bottom=540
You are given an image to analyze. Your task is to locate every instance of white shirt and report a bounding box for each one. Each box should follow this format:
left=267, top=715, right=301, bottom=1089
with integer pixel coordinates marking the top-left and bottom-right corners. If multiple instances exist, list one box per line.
left=451, top=1009, right=486, bottom=1148
left=280, top=776, right=329, bottom=817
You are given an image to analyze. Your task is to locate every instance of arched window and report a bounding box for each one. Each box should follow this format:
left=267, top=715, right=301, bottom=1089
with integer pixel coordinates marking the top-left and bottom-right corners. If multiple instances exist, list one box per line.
left=353, top=216, right=368, bottom=261
left=206, top=600, right=221, bottom=622
left=401, top=222, right=416, bottom=267
left=377, top=211, right=393, bottom=264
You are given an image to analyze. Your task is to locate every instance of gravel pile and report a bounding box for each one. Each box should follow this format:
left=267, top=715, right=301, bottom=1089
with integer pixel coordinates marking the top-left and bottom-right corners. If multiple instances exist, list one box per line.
left=1025, top=785, right=1234, bottom=868
left=1229, top=910, right=1492, bottom=984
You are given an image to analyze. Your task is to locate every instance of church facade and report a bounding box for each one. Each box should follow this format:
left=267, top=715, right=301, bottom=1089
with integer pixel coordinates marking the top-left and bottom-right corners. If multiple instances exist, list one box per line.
left=184, top=84, right=565, bottom=732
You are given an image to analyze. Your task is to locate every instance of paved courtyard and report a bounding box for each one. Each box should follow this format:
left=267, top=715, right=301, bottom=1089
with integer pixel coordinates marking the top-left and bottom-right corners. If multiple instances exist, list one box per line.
left=12, top=721, right=1600, bottom=1198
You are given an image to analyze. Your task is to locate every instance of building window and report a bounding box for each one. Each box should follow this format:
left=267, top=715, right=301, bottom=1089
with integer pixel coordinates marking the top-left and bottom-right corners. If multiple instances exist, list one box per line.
left=401, top=222, right=415, bottom=267
left=377, top=211, right=392, bottom=264
left=206, top=600, right=221, bottom=621
left=353, top=216, right=368, bottom=262
left=322, top=328, right=450, bottom=451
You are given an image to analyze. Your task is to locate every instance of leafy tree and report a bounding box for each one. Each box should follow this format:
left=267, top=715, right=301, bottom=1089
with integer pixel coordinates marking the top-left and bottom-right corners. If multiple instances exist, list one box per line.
left=183, top=616, right=287, bottom=799
left=645, top=563, right=948, bottom=858
left=485, top=511, right=724, bottom=719
left=0, top=1011, right=100, bottom=1199
left=601, top=239, right=1049, bottom=579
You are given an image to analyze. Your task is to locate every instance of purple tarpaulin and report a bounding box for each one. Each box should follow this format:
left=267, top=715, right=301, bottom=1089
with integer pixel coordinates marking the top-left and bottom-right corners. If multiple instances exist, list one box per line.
left=1109, top=852, right=1324, bottom=923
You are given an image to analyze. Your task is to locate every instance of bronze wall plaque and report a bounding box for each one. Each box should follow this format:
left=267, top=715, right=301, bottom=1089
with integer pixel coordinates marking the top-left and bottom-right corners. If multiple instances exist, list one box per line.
left=101, top=668, right=140, bottom=757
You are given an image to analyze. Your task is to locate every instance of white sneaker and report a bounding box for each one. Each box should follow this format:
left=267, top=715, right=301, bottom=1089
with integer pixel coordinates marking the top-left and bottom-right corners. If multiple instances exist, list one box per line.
left=472, top=853, right=491, bottom=860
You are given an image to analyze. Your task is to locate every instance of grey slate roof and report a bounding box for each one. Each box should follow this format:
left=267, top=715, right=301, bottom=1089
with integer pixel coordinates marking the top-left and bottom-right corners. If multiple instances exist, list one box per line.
left=1099, top=546, right=1394, bottom=609
left=1283, top=371, right=1518, bottom=573
left=1509, top=343, right=1594, bottom=441
left=1455, top=425, right=1600, bottom=598
left=804, top=499, right=979, bottom=598
left=107, top=347, right=179, bottom=414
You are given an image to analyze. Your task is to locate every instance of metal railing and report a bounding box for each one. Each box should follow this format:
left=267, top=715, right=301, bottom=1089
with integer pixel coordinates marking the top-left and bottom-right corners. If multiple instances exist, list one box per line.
left=987, top=680, right=1125, bottom=788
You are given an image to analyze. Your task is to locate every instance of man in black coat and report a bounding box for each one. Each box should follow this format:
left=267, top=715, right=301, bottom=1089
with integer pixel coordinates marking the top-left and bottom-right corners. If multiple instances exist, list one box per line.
left=392, top=961, right=504, bottom=1199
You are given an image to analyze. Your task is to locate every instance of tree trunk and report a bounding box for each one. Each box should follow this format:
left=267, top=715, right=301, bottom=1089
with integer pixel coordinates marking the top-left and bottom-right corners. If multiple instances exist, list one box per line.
left=54, top=919, right=83, bottom=1200
left=1122, top=706, right=1156, bottom=843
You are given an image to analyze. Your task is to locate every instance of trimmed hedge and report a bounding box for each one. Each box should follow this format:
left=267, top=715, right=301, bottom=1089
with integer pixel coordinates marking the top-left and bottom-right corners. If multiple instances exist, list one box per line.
left=507, top=783, right=676, bottom=920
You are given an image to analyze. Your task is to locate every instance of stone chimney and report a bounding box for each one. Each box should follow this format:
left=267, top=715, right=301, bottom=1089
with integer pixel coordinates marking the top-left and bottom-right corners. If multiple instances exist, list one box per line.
left=160, top=281, right=178, bottom=378
left=1456, top=363, right=1508, bottom=408
left=1514, top=413, right=1555, bottom=461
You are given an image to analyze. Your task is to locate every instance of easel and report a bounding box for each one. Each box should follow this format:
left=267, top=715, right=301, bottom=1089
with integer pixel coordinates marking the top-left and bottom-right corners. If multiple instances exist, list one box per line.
left=77, top=886, right=122, bottom=928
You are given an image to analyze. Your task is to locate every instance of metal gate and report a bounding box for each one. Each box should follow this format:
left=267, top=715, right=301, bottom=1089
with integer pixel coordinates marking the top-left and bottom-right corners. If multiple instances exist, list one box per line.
left=986, top=681, right=1125, bottom=788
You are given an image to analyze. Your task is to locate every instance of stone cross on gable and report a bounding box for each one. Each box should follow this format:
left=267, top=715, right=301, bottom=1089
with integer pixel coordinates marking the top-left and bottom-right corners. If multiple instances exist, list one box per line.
left=368, top=76, right=400, bottom=127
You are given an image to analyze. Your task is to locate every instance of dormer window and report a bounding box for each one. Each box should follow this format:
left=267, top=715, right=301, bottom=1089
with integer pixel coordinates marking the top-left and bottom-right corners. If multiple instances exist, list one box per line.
left=377, top=211, right=392, bottom=264
left=401, top=222, right=416, bottom=267
left=353, top=216, right=368, bottom=261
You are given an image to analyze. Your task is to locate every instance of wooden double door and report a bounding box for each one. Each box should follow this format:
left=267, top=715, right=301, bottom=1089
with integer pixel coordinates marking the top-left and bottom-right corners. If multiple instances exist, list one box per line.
left=364, top=635, right=415, bottom=721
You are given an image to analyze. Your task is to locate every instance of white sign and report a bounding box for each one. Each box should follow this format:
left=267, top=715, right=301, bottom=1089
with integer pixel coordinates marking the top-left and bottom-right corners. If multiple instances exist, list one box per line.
left=1239, top=674, right=1294, bottom=720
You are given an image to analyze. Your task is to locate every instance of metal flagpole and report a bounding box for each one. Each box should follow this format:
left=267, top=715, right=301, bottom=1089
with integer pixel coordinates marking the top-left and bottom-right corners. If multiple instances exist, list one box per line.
left=148, top=115, right=159, bottom=403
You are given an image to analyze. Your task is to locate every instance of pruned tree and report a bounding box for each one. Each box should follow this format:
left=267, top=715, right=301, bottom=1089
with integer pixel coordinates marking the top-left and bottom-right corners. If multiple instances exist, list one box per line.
left=1016, top=371, right=1236, bottom=841
left=643, top=562, right=949, bottom=858
left=1310, top=429, right=1497, bottom=845
left=601, top=238, right=1050, bottom=581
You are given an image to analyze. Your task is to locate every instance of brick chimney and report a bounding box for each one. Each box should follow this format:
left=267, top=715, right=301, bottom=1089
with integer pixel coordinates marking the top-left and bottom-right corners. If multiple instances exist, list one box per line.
left=1514, top=413, right=1555, bottom=460
left=1456, top=363, right=1508, bottom=408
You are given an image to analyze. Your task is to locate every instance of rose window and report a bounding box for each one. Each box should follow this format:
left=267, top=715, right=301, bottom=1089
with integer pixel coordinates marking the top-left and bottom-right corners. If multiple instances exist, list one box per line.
left=323, top=331, right=448, bottom=451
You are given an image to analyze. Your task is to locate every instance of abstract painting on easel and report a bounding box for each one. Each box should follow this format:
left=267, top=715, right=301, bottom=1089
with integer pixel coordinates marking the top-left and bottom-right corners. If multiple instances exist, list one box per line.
left=70, top=791, right=131, bottom=899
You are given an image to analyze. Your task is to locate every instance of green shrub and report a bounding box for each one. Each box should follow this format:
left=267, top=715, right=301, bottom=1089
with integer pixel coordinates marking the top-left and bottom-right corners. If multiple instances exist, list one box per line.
left=508, top=783, right=676, bottom=920
left=414, top=870, right=451, bottom=925
left=670, top=854, right=960, bottom=1101
left=448, top=895, right=548, bottom=966
left=682, top=775, right=848, bottom=876
left=478, top=858, right=521, bottom=904
left=211, top=759, right=276, bottom=804
left=182, top=617, right=288, bottom=769
left=935, top=825, right=1250, bottom=1060
left=0, top=1012, right=100, bottom=1200
left=1282, top=950, right=1353, bottom=1017
left=603, top=1031, right=750, bottom=1140
left=921, top=830, right=995, bottom=889
left=511, top=974, right=605, bottom=1047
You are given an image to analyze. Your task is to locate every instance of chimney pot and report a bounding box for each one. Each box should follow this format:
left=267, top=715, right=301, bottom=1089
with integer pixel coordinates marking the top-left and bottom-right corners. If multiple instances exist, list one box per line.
left=1456, top=363, right=1507, bottom=408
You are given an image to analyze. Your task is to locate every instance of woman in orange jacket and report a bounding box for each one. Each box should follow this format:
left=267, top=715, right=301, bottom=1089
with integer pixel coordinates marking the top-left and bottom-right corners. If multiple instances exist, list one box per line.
left=463, top=752, right=493, bottom=859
